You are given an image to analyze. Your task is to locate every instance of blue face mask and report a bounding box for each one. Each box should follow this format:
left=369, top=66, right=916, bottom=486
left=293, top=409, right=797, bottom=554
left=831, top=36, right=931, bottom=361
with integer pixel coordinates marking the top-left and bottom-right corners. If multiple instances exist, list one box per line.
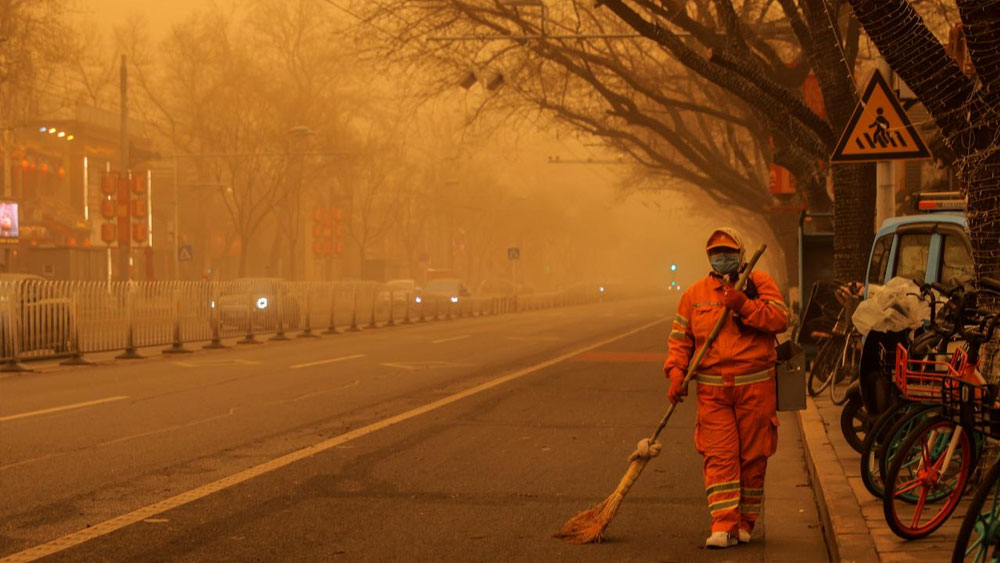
left=710, top=252, right=740, bottom=275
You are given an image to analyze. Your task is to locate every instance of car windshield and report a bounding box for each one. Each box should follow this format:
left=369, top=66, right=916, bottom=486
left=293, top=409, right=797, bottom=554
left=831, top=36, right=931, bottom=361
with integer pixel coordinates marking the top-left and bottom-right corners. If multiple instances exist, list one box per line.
left=424, top=280, right=459, bottom=293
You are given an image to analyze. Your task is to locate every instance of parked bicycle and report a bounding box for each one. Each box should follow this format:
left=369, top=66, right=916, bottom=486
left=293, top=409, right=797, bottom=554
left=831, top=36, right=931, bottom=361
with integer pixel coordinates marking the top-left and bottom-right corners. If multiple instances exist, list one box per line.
left=879, top=279, right=1000, bottom=540
left=807, top=281, right=864, bottom=402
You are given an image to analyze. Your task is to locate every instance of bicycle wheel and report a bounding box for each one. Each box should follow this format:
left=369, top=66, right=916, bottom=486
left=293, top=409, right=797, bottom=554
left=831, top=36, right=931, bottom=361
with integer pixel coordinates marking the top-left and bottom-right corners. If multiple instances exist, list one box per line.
left=808, top=334, right=843, bottom=397
left=953, top=460, right=1000, bottom=562
left=883, top=417, right=973, bottom=540
left=840, top=393, right=869, bottom=453
left=860, top=401, right=935, bottom=499
left=831, top=331, right=863, bottom=406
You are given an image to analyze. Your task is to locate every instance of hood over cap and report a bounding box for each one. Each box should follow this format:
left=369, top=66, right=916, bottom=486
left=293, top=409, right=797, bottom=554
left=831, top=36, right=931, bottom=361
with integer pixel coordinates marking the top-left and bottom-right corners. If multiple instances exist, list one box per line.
left=705, top=227, right=746, bottom=265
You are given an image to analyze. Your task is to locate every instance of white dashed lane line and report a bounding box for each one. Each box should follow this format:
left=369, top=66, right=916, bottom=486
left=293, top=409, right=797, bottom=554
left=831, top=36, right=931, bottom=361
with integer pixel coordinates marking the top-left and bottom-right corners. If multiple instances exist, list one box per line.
left=289, top=354, right=366, bottom=369
left=431, top=334, right=471, bottom=344
left=0, top=396, right=130, bottom=424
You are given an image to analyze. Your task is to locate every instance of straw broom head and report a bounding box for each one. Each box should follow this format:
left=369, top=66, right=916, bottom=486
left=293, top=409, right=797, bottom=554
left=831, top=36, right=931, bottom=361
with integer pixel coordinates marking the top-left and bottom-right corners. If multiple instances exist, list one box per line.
left=554, top=438, right=661, bottom=544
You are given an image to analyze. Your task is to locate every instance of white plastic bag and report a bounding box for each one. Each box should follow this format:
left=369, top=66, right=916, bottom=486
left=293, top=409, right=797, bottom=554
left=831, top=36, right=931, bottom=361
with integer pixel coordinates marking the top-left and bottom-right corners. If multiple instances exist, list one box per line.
left=852, top=277, right=930, bottom=336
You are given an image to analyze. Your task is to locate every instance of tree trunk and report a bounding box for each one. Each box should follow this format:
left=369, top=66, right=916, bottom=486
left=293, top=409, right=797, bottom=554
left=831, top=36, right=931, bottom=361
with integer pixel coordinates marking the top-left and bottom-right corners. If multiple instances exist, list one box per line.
left=832, top=163, right=876, bottom=281
left=769, top=211, right=803, bottom=292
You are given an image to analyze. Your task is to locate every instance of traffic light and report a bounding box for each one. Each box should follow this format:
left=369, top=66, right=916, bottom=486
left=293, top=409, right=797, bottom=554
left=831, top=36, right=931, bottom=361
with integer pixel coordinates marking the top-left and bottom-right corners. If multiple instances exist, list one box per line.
left=670, top=264, right=677, bottom=272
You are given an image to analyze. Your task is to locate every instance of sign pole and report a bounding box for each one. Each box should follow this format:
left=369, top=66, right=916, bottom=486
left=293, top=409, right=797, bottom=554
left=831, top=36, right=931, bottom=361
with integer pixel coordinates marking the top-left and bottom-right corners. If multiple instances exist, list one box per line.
left=875, top=54, right=896, bottom=230
left=118, top=55, right=131, bottom=282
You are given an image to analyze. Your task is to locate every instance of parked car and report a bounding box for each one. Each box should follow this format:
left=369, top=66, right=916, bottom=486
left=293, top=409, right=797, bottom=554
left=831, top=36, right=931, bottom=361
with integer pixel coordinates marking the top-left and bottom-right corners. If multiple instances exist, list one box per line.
left=857, top=198, right=972, bottom=418
left=216, top=278, right=300, bottom=331
left=421, top=278, right=470, bottom=304
left=0, top=273, right=72, bottom=355
left=382, top=279, right=418, bottom=303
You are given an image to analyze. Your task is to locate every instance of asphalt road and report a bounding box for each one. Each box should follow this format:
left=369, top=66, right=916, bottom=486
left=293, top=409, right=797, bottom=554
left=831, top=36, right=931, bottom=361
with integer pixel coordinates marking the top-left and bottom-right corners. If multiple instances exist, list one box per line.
left=0, top=296, right=826, bottom=562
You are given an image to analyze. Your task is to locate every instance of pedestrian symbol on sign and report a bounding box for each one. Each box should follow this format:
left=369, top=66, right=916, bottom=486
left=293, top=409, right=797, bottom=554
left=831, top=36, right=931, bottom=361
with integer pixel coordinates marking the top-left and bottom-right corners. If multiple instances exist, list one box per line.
left=507, top=247, right=520, bottom=261
left=869, top=108, right=891, bottom=147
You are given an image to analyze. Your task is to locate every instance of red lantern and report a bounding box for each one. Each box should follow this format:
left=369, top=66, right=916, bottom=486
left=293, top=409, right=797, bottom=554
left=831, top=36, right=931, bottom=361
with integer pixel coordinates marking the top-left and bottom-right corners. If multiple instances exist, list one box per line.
left=101, top=172, right=118, bottom=196
left=132, top=222, right=147, bottom=243
left=101, top=223, right=116, bottom=244
left=100, top=199, right=116, bottom=220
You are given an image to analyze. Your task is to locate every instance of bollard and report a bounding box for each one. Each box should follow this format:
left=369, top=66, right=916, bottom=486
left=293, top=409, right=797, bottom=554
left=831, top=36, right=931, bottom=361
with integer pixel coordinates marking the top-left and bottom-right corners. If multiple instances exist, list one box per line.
left=299, top=284, right=318, bottom=338
left=116, top=282, right=143, bottom=359
left=402, top=292, right=413, bottom=325
left=204, top=283, right=229, bottom=349
left=163, top=291, right=192, bottom=355
left=61, top=293, right=92, bottom=366
left=323, top=283, right=340, bottom=335
left=348, top=285, right=361, bottom=332
left=270, top=285, right=290, bottom=341
left=385, top=290, right=396, bottom=327
left=238, top=289, right=260, bottom=344
left=418, top=296, right=427, bottom=323
left=433, top=298, right=440, bottom=321
left=367, top=287, right=379, bottom=329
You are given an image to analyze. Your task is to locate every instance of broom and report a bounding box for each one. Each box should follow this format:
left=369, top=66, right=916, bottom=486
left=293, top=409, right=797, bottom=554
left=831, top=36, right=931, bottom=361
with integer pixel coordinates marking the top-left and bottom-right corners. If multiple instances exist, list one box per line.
left=554, top=244, right=767, bottom=544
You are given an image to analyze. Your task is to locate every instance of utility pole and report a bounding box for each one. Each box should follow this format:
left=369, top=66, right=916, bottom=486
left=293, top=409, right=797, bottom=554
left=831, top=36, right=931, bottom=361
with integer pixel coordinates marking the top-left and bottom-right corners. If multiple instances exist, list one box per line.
left=875, top=53, right=896, bottom=230
left=119, top=55, right=131, bottom=282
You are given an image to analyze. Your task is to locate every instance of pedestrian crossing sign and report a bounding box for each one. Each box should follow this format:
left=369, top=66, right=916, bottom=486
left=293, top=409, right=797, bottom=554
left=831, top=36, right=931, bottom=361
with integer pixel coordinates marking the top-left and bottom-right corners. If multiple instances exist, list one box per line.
left=831, top=70, right=931, bottom=163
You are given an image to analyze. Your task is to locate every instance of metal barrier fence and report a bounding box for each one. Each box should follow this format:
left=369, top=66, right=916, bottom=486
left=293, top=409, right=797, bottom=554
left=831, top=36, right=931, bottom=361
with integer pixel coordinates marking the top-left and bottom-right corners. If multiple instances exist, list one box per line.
left=0, top=280, right=606, bottom=369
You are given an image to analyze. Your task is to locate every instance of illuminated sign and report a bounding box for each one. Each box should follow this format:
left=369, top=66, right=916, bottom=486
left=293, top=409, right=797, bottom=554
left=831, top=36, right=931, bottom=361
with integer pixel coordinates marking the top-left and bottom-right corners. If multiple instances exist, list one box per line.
left=0, top=202, right=19, bottom=245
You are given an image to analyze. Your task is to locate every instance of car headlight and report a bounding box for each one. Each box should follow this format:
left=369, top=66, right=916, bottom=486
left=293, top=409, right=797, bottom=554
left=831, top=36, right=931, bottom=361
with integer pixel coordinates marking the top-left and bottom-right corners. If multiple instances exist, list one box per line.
left=256, top=297, right=269, bottom=309
left=599, top=286, right=605, bottom=293
left=415, top=296, right=422, bottom=304
left=450, top=296, right=459, bottom=303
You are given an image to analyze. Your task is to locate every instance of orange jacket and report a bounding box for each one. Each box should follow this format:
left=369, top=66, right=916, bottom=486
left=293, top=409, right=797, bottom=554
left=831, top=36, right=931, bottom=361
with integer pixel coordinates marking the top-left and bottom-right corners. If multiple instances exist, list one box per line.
left=665, top=271, right=788, bottom=380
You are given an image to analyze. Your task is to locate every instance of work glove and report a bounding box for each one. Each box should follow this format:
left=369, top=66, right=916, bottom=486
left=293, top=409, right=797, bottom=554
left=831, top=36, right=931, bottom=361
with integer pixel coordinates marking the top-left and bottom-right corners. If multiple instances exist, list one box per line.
left=667, top=367, right=688, bottom=404
left=722, top=286, right=749, bottom=311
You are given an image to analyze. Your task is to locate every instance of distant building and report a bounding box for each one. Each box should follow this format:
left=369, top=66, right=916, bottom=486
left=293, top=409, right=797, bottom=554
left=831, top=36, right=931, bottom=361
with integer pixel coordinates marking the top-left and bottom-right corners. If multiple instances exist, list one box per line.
left=2, top=102, right=157, bottom=280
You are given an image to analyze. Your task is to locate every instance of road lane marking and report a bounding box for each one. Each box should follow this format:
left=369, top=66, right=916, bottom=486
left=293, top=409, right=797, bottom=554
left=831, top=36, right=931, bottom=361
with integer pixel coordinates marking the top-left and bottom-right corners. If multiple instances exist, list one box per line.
left=0, top=396, right=129, bottom=424
left=380, top=361, right=470, bottom=371
left=431, top=334, right=470, bottom=344
left=97, top=409, right=237, bottom=448
left=289, top=354, right=365, bottom=369
left=173, top=359, right=261, bottom=368
left=0, top=316, right=666, bottom=563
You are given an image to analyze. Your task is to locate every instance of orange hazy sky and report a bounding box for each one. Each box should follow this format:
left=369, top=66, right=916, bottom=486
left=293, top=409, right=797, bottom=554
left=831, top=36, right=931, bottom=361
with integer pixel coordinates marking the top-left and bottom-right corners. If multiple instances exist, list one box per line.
left=74, top=0, right=238, bottom=36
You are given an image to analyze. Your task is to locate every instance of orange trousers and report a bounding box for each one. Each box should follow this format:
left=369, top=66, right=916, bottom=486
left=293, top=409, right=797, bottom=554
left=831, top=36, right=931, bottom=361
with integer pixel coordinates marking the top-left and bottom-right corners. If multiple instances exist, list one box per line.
left=695, top=376, right=778, bottom=535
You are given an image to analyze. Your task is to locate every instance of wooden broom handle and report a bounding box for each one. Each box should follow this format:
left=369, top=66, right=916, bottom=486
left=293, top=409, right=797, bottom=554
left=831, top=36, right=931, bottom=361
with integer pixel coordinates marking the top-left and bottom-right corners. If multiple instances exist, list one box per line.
left=648, top=245, right=767, bottom=443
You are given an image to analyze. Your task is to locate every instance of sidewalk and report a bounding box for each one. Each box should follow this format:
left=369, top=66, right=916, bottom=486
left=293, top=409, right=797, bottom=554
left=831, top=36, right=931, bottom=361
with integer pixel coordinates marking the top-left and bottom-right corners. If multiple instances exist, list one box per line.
left=798, top=395, right=962, bottom=562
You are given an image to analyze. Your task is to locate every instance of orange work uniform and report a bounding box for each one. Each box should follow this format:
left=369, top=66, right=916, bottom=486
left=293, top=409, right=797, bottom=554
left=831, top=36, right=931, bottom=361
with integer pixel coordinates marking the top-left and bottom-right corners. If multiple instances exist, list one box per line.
left=665, top=270, right=789, bottom=536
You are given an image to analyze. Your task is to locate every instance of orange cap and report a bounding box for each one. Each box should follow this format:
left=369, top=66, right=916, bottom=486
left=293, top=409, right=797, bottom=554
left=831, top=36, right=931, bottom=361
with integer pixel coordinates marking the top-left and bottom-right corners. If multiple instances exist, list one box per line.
left=706, top=231, right=739, bottom=251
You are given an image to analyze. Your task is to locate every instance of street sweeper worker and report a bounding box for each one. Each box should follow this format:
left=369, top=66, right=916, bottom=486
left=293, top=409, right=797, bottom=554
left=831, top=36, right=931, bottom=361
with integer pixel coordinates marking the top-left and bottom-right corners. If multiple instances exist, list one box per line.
left=664, top=227, right=789, bottom=549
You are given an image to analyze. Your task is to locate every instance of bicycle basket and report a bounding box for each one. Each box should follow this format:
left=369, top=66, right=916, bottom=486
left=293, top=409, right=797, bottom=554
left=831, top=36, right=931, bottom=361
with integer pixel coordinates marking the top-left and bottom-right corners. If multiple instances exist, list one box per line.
left=893, top=343, right=968, bottom=402
left=940, top=378, right=1000, bottom=439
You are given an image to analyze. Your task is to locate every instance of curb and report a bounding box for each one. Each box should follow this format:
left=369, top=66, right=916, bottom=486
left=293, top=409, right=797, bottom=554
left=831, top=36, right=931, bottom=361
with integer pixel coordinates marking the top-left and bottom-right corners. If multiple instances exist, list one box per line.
left=796, top=397, right=879, bottom=562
